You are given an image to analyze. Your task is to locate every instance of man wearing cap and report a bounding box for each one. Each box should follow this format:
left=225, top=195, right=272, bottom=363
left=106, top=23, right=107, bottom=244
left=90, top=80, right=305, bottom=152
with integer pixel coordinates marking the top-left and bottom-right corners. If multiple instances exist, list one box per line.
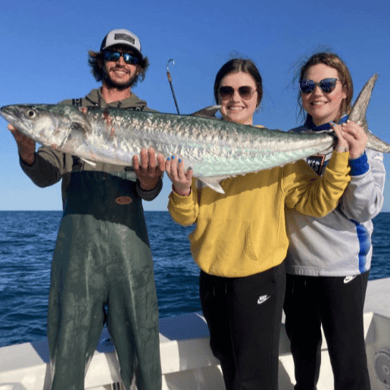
left=8, top=29, right=163, bottom=390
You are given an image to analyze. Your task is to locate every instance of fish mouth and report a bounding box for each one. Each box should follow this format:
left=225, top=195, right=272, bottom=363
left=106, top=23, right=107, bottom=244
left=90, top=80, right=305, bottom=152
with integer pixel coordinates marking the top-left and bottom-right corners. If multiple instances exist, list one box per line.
left=0, top=105, right=14, bottom=116
left=0, top=105, right=31, bottom=134
left=0, top=105, right=19, bottom=123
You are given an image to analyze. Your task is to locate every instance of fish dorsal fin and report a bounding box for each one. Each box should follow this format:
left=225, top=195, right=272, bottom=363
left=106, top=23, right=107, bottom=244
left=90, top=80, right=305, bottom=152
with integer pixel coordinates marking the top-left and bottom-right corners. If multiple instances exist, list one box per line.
left=191, top=105, right=221, bottom=118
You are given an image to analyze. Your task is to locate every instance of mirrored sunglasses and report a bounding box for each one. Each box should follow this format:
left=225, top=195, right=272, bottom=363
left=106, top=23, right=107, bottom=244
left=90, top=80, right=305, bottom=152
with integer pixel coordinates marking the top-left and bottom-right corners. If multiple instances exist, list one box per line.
left=219, top=86, right=256, bottom=100
left=103, top=50, right=140, bottom=65
left=299, top=78, right=339, bottom=94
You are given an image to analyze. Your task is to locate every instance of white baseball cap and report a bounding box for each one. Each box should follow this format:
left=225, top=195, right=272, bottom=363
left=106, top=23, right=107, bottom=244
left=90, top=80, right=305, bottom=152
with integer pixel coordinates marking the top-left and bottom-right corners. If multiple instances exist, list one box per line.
left=100, top=29, right=142, bottom=57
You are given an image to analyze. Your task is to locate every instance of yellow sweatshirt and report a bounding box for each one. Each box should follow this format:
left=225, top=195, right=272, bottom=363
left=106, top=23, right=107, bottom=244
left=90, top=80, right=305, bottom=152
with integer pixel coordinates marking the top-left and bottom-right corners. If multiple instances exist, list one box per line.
left=168, top=151, right=351, bottom=278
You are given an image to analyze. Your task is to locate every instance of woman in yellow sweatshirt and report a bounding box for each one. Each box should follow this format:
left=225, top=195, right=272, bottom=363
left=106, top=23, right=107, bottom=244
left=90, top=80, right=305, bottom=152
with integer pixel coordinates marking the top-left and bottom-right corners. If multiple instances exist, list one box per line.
left=165, top=58, right=360, bottom=390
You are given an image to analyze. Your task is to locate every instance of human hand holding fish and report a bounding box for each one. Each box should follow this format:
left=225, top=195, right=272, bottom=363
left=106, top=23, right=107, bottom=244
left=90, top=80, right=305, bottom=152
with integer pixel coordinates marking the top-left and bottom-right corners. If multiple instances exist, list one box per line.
left=330, top=122, right=350, bottom=154
left=133, top=147, right=165, bottom=191
left=165, top=156, right=193, bottom=196
left=8, top=124, right=36, bottom=165
left=331, top=121, right=368, bottom=159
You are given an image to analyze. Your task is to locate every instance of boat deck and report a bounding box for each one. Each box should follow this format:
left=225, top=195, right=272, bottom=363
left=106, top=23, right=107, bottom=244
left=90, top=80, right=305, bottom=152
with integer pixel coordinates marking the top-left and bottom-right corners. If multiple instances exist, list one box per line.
left=1, top=277, right=390, bottom=390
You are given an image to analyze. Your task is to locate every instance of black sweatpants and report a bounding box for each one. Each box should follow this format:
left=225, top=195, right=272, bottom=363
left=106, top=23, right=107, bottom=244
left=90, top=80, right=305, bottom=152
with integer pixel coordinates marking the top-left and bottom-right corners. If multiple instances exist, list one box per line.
left=283, top=272, right=371, bottom=390
left=200, top=262, right=286, bottom=390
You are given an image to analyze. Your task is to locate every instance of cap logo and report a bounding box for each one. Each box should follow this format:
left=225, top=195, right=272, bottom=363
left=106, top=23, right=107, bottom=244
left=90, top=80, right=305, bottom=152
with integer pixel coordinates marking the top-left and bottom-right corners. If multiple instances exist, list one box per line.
left=114, top=33, right=135, bottom=45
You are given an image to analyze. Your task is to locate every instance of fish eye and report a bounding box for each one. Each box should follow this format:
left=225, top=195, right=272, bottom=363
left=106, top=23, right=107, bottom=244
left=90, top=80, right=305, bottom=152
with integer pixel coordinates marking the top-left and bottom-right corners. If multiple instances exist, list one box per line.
left=26, top=109, right=36, bottom=118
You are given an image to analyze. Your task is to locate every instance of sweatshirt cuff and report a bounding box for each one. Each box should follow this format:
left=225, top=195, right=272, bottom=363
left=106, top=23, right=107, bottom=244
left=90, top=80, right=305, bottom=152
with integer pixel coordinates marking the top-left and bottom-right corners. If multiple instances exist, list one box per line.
left=169, top=188, right=194, bottom=205
left=327, top=151, right=349, bottom=171
left=19, top=153, right=38, bottom=171
left=136, top=177, right=163, bottom=201
left=348, top=152, right=369, bottom=176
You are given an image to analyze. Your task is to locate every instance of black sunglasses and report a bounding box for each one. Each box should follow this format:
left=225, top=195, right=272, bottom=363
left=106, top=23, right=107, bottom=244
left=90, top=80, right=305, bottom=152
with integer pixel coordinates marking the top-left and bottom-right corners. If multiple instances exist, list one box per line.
left=219, top=86, right=256, bottom=100
left=299, top=78, right=339, bottom=94
left=103, top=50, right=140, bottom=65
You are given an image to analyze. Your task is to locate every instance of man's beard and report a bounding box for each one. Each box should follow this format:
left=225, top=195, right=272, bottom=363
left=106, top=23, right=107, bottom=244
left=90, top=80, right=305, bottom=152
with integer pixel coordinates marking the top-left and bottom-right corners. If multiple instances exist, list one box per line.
left=103, top=65, right=139, bottom=90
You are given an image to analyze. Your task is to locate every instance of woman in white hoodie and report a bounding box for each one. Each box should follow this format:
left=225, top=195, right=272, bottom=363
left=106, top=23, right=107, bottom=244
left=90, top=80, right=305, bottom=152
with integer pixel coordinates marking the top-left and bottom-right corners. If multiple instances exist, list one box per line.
left=284, top=52, right=386, bottom=390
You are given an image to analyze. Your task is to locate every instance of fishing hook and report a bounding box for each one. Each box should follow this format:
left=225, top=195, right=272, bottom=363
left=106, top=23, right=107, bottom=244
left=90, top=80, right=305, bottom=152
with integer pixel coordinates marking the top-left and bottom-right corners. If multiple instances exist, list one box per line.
left=166, top=59, right=180, bottom=114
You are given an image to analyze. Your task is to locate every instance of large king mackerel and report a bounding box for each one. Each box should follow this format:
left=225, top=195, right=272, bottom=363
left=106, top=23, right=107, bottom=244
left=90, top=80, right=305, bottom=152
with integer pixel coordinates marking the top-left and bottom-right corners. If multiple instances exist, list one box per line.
left=1, top=74, right=389, bottom=193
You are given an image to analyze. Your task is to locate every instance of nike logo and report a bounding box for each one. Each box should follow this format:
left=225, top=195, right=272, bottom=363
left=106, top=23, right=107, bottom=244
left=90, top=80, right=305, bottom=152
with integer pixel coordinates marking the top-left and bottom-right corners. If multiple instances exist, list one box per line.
left=344, top=276, right=357, bottom=284
left=257, top=295, right=271, bottom=305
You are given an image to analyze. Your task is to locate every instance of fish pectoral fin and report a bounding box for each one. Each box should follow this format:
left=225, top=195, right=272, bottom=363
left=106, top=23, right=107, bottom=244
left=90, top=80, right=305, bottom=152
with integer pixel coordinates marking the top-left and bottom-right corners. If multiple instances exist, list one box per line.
left=70, top=121, right=91, bottom=133
left=191, top=105, right=221, bottom=118
left=80, top=158, right=97, bottom=167
left=197, top=177, right=225, bottom=194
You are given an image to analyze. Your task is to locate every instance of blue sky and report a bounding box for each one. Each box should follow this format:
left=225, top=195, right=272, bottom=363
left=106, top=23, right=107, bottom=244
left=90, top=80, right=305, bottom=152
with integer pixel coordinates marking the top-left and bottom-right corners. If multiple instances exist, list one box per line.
left=1, top=0, right=389, bottom=211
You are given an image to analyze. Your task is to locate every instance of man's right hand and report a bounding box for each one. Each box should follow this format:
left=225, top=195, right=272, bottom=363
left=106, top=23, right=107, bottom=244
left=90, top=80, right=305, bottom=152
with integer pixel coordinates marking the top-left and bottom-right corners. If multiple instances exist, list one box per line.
left=8, top=124, right=36, bottom=165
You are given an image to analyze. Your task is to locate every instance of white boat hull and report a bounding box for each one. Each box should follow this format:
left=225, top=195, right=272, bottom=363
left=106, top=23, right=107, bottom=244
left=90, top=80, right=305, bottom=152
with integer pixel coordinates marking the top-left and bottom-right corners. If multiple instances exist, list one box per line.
left=1, top=277, right=390, bottom=390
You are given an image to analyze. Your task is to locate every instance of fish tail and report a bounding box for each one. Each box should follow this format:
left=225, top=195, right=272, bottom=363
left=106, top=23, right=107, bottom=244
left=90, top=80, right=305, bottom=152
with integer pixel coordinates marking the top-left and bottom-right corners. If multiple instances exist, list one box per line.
left=349, top=74, right=390, bottom=153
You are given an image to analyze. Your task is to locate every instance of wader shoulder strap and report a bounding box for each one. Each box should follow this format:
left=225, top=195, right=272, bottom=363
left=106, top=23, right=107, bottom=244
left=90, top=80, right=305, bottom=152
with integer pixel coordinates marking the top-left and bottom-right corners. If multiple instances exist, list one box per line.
left=71, top=98, right=83, bottom=169
left=72, top=98, right=83, bottom=107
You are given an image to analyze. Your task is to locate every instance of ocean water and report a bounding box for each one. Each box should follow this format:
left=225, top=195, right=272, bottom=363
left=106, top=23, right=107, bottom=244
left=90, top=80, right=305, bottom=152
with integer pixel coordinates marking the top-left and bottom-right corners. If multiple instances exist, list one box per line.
left=0, top=211, right=389, bottom=348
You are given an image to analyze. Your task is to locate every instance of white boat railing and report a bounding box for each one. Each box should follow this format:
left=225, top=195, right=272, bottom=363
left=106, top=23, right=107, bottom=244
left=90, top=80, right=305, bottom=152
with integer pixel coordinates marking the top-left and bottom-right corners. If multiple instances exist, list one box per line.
left=1, top=277, right=390, bottom=390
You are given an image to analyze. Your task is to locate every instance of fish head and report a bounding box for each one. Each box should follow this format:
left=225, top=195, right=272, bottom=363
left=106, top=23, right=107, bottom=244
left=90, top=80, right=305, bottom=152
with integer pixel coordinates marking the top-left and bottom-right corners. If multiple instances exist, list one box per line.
left=1, top=104, right=45, bottom=136
left=0, top=104, right=92, bottom=149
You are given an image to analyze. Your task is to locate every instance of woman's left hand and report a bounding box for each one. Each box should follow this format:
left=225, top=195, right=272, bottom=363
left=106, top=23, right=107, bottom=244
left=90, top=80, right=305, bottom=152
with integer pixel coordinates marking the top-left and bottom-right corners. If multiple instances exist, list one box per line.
left=331, top=121, right=368, bottom=159
left=339, top=121, right=368, bottom=159
left=165, top=156, right=193, bottom=196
